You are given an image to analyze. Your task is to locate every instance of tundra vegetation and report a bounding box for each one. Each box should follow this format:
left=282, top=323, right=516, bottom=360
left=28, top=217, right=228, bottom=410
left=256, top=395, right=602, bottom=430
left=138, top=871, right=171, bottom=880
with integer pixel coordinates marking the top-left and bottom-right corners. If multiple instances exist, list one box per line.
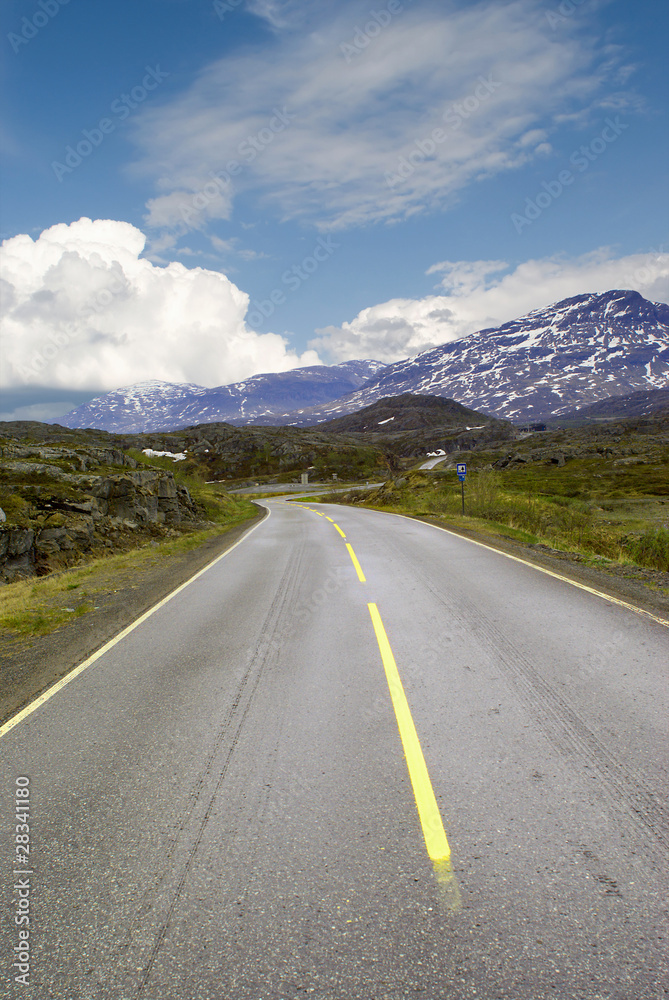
left=0, top=396, right=667, bottom=635
left=332, top=407, right=669, bottom=578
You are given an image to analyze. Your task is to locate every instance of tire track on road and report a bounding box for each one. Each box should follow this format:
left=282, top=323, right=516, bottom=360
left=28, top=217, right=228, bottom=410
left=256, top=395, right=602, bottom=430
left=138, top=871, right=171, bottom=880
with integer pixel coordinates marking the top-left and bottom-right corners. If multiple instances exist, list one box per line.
left=108, top=540, right=308, bottom=998
left=413, top=557, right=669, bottom=859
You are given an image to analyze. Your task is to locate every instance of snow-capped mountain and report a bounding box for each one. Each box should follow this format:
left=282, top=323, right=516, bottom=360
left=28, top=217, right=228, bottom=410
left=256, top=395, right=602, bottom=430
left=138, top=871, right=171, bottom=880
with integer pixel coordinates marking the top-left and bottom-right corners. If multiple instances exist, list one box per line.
left=256, top=290, right=669, bottom=426
left=60, top=360, right=387, bottom=433
left=59, top=291, right=668, bottom=432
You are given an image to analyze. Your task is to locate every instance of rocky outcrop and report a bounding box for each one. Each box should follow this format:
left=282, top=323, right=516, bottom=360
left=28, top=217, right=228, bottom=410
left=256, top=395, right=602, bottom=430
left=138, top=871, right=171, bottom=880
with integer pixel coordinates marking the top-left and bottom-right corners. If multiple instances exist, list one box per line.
left=0, top=528, right=36, bottom=580
left=0, top=449, right=203, bottom=583
left=0, top=442, right=137, bottom=471
left=85, top=470, right=198, bottom=525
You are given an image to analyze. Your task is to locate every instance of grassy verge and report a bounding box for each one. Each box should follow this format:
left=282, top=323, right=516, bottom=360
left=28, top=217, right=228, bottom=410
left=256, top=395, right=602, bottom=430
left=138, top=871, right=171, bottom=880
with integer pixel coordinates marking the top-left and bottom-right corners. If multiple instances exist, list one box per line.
left=0, top=495, right=258, bottom=638
left=325, top=465, right=669, bottom=576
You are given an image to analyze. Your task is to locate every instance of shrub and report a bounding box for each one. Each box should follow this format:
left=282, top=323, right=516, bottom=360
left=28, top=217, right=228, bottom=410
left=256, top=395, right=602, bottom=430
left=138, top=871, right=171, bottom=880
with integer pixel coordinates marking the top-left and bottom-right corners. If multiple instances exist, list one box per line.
left=465, top=468, right=502, bottom=519
left=625, top=527, right=669, bottom=572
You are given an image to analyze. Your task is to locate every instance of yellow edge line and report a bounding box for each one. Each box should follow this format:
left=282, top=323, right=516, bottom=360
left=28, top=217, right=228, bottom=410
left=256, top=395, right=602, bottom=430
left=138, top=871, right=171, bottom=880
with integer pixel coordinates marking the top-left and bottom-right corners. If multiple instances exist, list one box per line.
left=346, top=543, right=367, bottom=582
left=339, top=505, right=669, bottom=629
left=333, top=523, right=347, bottom=539
left=368, top=603, right=450, bottom=862
left=0, top=509, right=271, bottom=741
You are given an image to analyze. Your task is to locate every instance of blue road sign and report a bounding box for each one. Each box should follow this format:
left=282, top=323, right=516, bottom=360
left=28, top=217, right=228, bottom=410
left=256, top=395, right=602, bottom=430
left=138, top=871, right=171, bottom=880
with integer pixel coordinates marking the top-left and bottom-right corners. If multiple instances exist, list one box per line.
left=456, top=463, right=467, bottom=481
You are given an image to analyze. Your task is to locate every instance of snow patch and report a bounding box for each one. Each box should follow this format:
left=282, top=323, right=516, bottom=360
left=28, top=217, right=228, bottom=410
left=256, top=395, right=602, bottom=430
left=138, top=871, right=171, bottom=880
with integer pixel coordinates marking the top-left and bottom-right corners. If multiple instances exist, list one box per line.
left=142, top=448, right=187, bottom=461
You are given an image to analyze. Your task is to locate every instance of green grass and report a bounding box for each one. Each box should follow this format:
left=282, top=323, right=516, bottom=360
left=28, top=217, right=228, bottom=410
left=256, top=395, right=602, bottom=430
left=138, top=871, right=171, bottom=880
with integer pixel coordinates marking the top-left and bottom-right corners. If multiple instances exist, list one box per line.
left=2, top=602, right=93, bottom=637
left=625, top=527, right=669, bottom=572
left=333, top=466, right=669, bottom=575
left=0, top=498, right=258, bottom=637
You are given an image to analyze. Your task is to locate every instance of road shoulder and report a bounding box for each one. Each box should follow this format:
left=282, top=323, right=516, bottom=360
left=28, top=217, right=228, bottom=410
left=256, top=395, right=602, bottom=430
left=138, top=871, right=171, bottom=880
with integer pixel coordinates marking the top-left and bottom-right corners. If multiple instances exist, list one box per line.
left=399, top=511, right=669, bottom=622
left=0, top=509, right=266, bottom=726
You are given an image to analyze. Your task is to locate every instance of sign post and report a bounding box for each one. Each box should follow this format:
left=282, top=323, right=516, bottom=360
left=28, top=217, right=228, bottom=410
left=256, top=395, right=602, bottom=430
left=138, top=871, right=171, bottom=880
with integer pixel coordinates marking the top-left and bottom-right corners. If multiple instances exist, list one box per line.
left=456, top=463, right=467, bottom=515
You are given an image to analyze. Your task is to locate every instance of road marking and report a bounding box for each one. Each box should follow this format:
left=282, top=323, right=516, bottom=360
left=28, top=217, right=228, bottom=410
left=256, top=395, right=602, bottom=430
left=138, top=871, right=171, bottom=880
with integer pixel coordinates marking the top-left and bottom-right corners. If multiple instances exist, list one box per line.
left=325, top=517, right=335, bottom=523
left=333, top=523, right=347, bottom=539
left=0, top=511, right=271, bottom=741
left=419, top=521, right=669, bottom=628
left=338, top=506, right=669, bottom=629
left=346, top=544, right=367, bottom=582
left=367, top=602, right=451, bottom=863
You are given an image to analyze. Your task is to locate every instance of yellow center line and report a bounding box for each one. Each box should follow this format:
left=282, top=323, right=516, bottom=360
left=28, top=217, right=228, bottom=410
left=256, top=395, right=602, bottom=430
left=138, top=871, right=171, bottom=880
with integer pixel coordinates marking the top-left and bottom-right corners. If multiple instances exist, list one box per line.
left=346, top=544, right=367, bottom=582
left=333, top=523, right=347, bottom=539
left=367, top=602, right=451, bottom=863
left=325, top=516, right=335, bottom=523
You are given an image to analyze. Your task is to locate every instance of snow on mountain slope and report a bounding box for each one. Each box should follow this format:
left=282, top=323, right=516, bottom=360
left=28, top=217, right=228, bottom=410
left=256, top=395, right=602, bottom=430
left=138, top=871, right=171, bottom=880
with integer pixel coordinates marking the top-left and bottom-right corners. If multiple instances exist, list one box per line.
left=59, top=291, right=668, bottom=431
left=256, top=290, right=669, bottom=426
left=60, top=360, right=387, bottom=433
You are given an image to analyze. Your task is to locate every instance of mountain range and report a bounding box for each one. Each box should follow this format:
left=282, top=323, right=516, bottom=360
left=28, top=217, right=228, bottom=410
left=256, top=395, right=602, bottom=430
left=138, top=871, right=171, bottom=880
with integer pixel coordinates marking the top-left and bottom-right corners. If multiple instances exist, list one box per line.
left=61, top=360, right=386, bottom=434
left=60, top=290, right=669, bottom=432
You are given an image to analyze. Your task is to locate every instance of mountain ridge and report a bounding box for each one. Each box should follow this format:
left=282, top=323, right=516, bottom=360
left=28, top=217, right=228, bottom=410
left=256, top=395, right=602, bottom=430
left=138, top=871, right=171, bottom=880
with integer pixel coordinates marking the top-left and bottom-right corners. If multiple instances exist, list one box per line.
left=255, top=290, right=669, bottom=426
left=61, top=360, right=386, bottom=434
left=60, top=289, right=669, bottom=432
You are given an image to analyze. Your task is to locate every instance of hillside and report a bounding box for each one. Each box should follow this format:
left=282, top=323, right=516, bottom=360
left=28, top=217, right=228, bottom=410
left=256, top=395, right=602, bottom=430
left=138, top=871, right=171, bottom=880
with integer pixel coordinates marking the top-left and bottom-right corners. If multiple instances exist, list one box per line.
left=256, top=290, right=669, bottom=426
left=334, top=407, right=669, bottom=579
left=60, top=360, right=386, bottom=433
left=561, top=386, right=669, bottom=422
left=316, top=393, right=494, bottom=433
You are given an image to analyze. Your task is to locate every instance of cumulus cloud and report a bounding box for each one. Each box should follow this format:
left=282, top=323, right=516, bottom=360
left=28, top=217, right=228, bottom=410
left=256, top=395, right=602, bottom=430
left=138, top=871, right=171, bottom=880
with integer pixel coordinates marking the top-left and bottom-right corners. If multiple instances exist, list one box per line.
left=130, top=0, right=638, bottom=234
left=0, top=218, right=320, bottom=393
left=310, top=248, right=669, bottom=363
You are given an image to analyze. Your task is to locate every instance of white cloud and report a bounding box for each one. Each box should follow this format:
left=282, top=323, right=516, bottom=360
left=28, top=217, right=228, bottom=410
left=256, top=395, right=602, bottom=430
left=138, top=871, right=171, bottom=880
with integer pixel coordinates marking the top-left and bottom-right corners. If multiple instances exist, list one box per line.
left=144, top=180, right=233, bottom=233
left=0, top=218, right=320, bottom=392
left=246, top=0, right=311, bottom=30
left=310, top=248, right=669, bottom=363
left=130, top=0, right=638, bottom=233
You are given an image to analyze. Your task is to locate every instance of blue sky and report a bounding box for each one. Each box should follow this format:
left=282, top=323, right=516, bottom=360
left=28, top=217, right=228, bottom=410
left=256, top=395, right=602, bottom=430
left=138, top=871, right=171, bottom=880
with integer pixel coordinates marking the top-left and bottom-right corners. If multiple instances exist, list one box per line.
left=1, top=0, right=668, bottom=420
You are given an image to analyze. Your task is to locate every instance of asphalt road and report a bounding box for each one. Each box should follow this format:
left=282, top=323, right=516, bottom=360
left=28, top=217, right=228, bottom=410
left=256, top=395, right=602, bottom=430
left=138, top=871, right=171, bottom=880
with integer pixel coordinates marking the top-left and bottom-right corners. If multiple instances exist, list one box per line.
left=1, top=500, right=667, bottom=999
